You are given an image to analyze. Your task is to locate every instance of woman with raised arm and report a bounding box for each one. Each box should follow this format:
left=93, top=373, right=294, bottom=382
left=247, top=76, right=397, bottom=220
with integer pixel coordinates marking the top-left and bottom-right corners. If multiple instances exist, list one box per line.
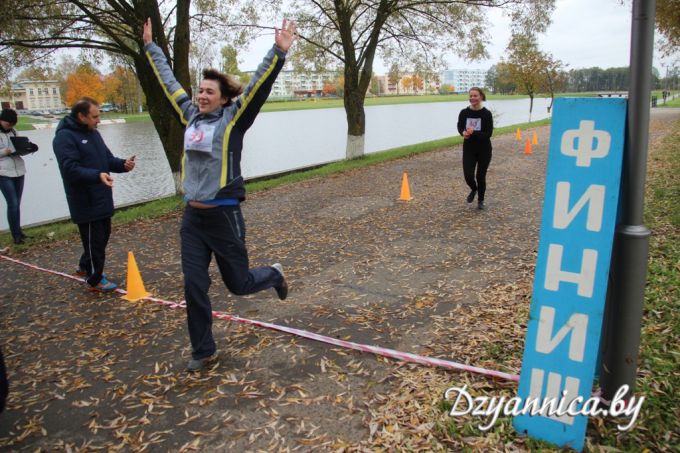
left=143, top=18, right=297, bottom=372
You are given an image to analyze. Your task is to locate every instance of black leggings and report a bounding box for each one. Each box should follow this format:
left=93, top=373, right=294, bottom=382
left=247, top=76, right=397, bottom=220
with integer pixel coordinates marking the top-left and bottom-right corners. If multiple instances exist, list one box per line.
left=462, top=147, right=492, bottom=201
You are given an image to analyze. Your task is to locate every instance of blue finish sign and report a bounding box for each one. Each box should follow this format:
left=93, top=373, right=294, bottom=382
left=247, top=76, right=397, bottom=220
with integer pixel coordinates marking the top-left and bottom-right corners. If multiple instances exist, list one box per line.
left=513, top=98, right=627, bottom=450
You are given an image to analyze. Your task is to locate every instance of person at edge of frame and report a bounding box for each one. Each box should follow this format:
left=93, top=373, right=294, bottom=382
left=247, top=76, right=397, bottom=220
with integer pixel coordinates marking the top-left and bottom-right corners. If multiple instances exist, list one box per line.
left=0, top=109, right=30, bottom=245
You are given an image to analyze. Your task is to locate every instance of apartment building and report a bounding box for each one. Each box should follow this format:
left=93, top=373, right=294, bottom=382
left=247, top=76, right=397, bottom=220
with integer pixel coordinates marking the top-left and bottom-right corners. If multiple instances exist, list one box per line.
left=243, top=70, right=338, bottom=99
left=440, top=69, right=488, bottom=93
left=376, top=74, right=440, bottom=95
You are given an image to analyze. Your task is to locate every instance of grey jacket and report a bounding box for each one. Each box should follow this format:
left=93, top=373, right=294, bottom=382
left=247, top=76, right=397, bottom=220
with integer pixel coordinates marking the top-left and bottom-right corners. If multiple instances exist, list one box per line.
left=0, top=129, right=26, bottom=178
left=145, top=42, right=286, bottom=201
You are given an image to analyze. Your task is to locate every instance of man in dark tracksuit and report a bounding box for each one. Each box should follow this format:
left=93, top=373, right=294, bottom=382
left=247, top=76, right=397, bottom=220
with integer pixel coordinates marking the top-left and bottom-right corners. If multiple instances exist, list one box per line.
left=53, top=98, right=136, bottom=291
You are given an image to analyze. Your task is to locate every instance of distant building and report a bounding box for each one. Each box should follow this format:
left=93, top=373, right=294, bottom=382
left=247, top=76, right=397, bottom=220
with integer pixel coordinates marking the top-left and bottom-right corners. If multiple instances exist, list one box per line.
left=0, top=80, right=65, bottom=111
left=440, top=69, right=488, bottom=93
left=376, top=74, right=440, bottom=95
left=243, top=70, right=338, bottom=99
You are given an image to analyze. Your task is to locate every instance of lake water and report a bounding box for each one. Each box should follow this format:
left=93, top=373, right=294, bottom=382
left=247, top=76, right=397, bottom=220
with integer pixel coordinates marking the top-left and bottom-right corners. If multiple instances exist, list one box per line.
left=1, top=98, right=551, bottom=230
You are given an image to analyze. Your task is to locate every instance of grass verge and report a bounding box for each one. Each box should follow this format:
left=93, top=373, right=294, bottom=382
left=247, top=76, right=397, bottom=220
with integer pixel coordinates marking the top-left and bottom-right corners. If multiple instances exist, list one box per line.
left=586, top=117, right=680, bottom=450
left=659, top=94, right=680, bottom=108
left=1, top=118, right=551, bottom=249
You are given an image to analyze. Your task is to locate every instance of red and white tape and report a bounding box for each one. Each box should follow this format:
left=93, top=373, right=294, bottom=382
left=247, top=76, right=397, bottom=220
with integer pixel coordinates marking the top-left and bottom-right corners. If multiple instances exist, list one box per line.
left=0, top=254, right=519, bottom=382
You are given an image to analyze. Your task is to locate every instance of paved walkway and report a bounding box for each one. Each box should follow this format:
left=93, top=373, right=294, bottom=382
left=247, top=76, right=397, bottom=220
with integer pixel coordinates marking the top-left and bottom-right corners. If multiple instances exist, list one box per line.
left=1, top=108, right=679, bottom=451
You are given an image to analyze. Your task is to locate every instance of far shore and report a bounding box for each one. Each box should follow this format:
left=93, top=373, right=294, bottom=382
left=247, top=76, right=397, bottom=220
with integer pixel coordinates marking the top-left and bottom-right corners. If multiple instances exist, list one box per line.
left=15, top=91, right=676, bottom=132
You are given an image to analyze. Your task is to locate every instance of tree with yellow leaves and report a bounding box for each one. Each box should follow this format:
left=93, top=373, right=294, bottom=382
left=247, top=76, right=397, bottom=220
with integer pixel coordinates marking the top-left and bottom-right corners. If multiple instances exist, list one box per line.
left=63, top=64, right=105, bottom=107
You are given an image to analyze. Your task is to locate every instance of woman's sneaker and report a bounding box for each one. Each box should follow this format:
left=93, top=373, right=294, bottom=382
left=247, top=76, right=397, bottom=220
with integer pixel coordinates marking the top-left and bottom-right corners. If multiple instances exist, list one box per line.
left=271, top=263, right=288, bottom=300
left=466, top=189, right=477, bottom=203
left=89, top=277, right=118, bottom=292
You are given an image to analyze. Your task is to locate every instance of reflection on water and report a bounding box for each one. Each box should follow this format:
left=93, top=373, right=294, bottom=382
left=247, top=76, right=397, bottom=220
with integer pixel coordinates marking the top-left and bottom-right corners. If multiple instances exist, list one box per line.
left=1, top=121, right=175, bottom=229
left=1, top=98, right=551, bottom=229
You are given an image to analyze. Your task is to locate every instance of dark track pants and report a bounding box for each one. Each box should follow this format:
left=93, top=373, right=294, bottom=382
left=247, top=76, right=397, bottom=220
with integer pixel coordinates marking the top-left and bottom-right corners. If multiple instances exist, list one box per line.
left=77, top=218, right=112, bottom=286
left=462, top=147, right=492, bottom=201
left=181, top=205, right=283, bottom=360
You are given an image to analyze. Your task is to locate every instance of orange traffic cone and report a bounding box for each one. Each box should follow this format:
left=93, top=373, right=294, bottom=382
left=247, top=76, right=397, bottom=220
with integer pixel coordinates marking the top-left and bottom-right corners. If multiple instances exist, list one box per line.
left=532, top=131, right=538, bottom=145
left=122, top=251, right=151, bottom=301
left=399, top=172, right=413, bottom=201
left=524, top=139, right=533, bottom=155
left=515, top=128, right=522, bottom=140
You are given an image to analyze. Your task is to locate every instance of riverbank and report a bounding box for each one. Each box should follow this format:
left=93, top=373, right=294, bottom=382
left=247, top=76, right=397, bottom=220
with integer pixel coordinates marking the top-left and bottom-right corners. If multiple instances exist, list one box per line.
left=1, top=117, right=551, bottom=248
left=0, top=108, right=678, bottom=450
left=14, top=94, right=529, bottom=131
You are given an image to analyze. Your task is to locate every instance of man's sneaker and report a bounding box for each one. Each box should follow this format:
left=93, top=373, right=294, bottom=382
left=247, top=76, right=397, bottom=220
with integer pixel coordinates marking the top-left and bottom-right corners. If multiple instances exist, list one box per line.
left=466, top=189, right=477, bottom=203
left=186, top=353, right=218, bottom=372
left=478, top=200, right=485, bottom=210
left=89, top=277, right=118, bottom=292
left=271, top=263, right=288, bottom=300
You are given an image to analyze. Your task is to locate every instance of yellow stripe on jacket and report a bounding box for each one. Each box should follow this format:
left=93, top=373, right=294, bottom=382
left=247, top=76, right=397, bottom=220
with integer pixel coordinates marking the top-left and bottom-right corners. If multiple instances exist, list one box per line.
left=220, top=55, right=279, bottom=188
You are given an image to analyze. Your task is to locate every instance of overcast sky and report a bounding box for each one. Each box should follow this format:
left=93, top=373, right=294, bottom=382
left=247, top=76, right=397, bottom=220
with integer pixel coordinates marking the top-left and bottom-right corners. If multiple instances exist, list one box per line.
left=239, top=0, right=671, bottom=74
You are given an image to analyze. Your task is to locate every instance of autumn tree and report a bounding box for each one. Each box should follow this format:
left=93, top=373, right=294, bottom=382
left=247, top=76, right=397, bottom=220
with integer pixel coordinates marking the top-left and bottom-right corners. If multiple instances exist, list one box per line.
left=369, top=75, right=382, bottom=95
left=54, top=55, right=80, bottom=106
left=485, top=63, right=516, bottom=94
left=656, top=0, right=680, bottom=58
left=263, top=0, right=556, bottom=159
left=322, top=81, right=337, bottom=96
left=64, top=64, right=106, bottom=106
left=0, top=0, right=252, bottom=187
left=413, top=62, right=438, bottom=94
left=102, top=73, right=123, bottom=105
left=439, top=84, right=455, bottom=94
left=402, top=76, right=413, bottom=93
left=501, top=33, right=548, bottom=121
left=221, top=45, right=241, bottom=76
left=105, top=65, right=143, bottom=113
left=540, top=55, right=567, bottom=113
left=15, top=66, right=54, bottom=81
left=221, top=44, right=251, bottom=87
left=335, top=76, right=345, bottom=96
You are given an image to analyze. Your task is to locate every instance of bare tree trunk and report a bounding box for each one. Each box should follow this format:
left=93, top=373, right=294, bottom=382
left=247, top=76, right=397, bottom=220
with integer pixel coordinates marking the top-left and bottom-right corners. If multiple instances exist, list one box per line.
left=134, top=0, right=192, bottom=192
left=336, top=0, right=386, bottom=160
left=343, top=58, right=367, bottom=159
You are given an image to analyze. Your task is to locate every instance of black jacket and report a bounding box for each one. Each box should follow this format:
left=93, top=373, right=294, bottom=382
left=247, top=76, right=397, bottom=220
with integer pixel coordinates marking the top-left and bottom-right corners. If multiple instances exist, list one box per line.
left=53, top=115, right=127, bottom=224
left=457, top=107, right=494, bottom=153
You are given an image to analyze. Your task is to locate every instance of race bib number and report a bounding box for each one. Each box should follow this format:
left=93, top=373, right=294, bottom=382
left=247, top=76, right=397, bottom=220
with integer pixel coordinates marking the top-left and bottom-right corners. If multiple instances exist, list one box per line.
left=184, top=124, right=216, bottom=153
left=466, top=118, right=482, bottom=131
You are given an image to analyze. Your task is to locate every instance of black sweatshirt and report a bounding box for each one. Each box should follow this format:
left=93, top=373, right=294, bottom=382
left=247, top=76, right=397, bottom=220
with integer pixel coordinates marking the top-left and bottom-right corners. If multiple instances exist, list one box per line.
left=457, top=107, right=494, bottom=152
